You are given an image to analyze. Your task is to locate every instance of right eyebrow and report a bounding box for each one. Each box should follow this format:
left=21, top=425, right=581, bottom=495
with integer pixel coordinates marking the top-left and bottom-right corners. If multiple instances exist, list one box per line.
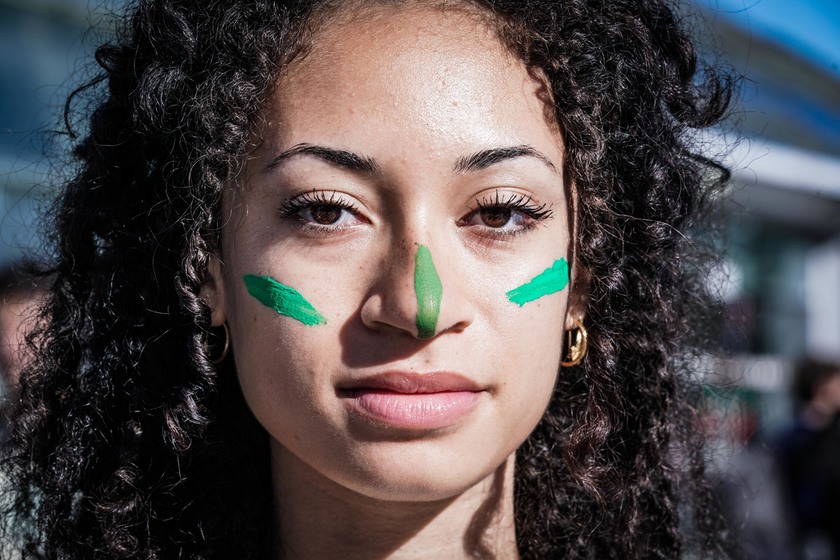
left=262, top=143, right=381, bottom=174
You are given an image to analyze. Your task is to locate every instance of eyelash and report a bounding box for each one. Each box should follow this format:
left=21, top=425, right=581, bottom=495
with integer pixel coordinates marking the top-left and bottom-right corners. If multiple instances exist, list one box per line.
left=278, top=189, right=554, bottom=237
left=279, top=190, right=357, bottom=215
left=279, top=190, right=361, bottom=231
left=463, top=191, right=554, bottom=236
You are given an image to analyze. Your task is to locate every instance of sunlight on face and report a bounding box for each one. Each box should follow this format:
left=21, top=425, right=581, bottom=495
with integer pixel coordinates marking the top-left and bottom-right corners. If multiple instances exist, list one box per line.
left=203, top=4, right=571, bottom=502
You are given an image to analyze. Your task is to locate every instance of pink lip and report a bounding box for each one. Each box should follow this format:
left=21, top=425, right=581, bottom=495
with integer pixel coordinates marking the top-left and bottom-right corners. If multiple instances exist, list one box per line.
left=338, top=372, right=484, bottom=430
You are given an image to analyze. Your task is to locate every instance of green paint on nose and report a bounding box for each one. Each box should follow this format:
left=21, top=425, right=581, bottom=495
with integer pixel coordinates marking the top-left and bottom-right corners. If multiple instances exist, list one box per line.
left=506, top=258, right=569, bottom=306
left=243, top=274, right=327, bottom=326
left=414, top=245, right=443, bottom=339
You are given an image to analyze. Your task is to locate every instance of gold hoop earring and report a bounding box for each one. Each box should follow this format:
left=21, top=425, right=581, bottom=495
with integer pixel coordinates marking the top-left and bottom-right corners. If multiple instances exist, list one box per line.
left=561, top=318, right=588, bottom=367
left=208, top=323, right=230, bottom=365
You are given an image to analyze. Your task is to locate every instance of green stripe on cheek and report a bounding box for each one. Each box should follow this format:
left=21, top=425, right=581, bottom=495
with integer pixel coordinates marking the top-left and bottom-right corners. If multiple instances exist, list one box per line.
left=243, top=274, right=327, bottom=326
left=414, top=245, right=443, bottom=339
left=506, top=258, right=569, bottom=307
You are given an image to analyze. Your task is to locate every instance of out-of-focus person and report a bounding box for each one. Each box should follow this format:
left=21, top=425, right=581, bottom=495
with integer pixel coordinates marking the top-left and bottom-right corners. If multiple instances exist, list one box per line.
left=0, top=262, right=49, bottom=439
left=717, top=392, right=794, bottom=560
left=776, top=359, right=840, bottom=560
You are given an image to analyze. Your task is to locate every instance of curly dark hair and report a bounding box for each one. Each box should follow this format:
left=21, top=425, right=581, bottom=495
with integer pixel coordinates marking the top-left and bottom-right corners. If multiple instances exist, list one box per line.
left=1, top=0, right=736, bottom=558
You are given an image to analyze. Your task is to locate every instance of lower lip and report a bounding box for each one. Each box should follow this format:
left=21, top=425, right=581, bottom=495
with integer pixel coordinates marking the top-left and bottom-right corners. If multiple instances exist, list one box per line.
left=341, top=389, right=482, bottom=430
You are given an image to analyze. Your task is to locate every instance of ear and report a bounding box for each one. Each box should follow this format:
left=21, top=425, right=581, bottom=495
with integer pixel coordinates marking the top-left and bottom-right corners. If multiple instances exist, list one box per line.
left=201, top=254, right=228, bottom=327
left=565, top=263, right=590, bottom=330
left=564, top=177, right=589, bottom=329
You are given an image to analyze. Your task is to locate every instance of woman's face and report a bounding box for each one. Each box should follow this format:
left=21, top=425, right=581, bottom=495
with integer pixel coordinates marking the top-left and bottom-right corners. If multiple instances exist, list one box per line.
left=204, top=5, right=572, bottom=501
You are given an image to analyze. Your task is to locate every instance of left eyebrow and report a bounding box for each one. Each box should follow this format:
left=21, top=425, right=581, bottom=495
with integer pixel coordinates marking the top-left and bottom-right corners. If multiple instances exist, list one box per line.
left=453, top=145, right=558, bottom=174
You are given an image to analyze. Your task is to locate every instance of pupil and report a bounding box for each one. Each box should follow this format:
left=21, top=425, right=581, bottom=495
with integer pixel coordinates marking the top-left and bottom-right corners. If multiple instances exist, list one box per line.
left=310, top=205, right=341, bottom=225
left=481, top=207, right=511, bottom=228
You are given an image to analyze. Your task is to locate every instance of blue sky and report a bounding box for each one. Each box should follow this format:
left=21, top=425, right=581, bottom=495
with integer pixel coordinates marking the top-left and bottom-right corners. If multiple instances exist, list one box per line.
left=695, top=0, right=840, bottom=75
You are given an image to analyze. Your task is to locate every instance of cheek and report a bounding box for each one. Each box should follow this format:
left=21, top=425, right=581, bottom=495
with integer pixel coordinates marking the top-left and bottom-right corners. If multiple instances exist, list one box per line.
left=226, top=286, right=331, bottom=427
left=233, top=320, right=348, bottom=472
left=483, top=260, right=568, bottom=352
left=507, top=302, right=565, bottom=379
left=490, top=291, right=567, bottom=428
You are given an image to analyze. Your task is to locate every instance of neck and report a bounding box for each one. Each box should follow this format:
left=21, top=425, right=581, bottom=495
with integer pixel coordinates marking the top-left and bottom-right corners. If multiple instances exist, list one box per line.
left=271, top=444, right=519, bottom=560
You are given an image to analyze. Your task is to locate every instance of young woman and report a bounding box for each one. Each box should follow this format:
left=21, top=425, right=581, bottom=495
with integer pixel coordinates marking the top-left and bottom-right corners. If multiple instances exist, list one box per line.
left=1, top=0, right=735, bottom=558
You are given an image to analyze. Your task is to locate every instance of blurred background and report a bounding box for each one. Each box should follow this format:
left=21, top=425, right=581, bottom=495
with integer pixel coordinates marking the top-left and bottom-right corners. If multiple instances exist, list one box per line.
left=1, top=0, right=839, bottom=557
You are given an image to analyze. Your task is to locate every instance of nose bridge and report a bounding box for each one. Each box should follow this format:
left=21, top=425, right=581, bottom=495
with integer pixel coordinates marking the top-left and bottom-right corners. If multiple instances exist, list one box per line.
left=413, top=244, right=442, bottom=338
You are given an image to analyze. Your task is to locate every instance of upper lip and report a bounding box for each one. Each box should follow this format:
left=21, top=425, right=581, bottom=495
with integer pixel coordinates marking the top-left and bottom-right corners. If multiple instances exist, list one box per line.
left=338, top=371, right=483, bottom=394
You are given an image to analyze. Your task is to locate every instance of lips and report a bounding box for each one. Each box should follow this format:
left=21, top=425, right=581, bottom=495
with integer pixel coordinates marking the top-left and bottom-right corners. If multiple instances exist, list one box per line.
left=338, top=372, right=484, bottom=430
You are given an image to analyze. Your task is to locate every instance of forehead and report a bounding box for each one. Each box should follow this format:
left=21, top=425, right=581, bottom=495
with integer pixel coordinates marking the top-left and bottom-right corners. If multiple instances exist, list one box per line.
left=300, top=2, right=504, bottom=65
left=259, top=4, right=560, bottom=155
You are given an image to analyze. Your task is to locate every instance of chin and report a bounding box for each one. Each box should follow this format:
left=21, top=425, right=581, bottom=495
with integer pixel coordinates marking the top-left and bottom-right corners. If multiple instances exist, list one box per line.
left=327, top=440, right=513, bottom=503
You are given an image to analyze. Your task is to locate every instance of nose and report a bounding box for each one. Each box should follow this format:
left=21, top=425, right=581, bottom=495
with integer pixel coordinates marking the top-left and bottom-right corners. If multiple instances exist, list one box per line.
left=360, top=240, right=474, bottom=339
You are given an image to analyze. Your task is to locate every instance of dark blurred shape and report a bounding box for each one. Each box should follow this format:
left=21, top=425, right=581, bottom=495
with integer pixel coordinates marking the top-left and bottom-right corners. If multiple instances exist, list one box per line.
left=776, top=359, right=840, bottom=560
left=711, top=385, right=793, bottom=560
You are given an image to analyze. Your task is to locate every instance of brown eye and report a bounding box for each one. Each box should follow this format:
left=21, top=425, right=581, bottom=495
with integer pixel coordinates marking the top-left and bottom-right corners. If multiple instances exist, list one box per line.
left=479, top=207, right=512, bottom=228
left=309, top=205, right=343, bottom=225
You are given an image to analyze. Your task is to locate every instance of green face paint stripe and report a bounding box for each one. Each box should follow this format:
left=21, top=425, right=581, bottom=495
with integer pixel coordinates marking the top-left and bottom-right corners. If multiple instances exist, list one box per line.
left=506, top=258, right=569, bottom=307
left=243, top=274, right=327, bottom=326
left=414, top=245, right=443, bottom=339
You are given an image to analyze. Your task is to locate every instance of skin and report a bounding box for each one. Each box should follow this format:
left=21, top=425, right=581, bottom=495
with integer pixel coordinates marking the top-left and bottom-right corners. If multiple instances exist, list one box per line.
left=0, top=292, right=43, bottom=391
left=803, top=373, right=840, bottom=429
left=202, top=4, right=582, bottom=558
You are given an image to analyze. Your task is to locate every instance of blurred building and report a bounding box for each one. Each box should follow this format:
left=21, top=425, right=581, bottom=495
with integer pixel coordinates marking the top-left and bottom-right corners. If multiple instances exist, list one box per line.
left=686, top=4, right=840, bottom=417
left=0, top=0, right=111, bottom=265
left=0, top=0, right=113, bottom=400
left=714, top=10, right=840, bottom=359
left=693, top=5, right=840, bottom=558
